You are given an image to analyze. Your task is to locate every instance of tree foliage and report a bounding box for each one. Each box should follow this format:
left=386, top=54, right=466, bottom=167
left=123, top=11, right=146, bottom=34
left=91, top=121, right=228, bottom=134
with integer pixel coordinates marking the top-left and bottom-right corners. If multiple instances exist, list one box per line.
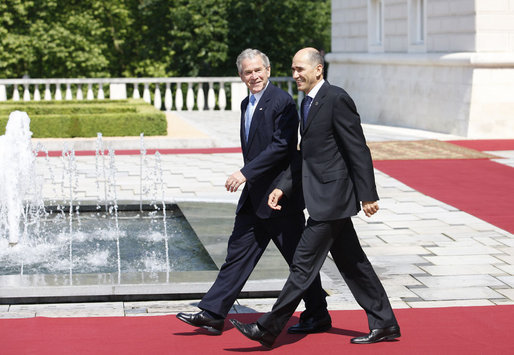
left=0, top=0, right=330, bottom=78
left=223, top=0, right=331, bottom=76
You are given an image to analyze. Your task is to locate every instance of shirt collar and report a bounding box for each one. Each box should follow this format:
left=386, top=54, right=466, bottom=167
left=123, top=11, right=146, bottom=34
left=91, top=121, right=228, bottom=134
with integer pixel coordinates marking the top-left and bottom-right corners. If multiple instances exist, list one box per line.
left=306, top=79, right=325, bottom=100
left=251, top=81, right=269, bottom=104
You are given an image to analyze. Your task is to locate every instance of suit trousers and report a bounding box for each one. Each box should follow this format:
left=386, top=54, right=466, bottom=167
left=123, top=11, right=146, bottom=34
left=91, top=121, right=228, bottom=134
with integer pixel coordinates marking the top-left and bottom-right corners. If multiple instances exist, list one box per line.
left=198, top=208, right=327, bottom=318
left=258, top=217, right=398, bottom=336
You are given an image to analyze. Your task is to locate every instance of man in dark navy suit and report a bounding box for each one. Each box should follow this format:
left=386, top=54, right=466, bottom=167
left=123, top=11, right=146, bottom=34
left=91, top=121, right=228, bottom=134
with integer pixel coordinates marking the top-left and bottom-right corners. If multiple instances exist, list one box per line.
left=231, top=47, right=400, bottom=348
left=177, top=48, right=329, bottom=335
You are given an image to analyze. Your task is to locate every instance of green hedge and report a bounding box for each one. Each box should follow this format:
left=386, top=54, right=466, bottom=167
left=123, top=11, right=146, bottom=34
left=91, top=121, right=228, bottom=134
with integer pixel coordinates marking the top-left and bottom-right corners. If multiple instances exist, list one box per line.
left=0, top=104, right=139, bottom=115
left=1, top=99, right=136, bottom=105
left=0, top=99, right=167, bottom=137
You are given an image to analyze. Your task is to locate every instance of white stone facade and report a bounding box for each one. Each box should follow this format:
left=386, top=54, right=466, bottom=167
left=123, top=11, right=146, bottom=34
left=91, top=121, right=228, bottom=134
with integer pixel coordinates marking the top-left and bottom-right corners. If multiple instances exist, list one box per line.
left=327, top=0, right=514, bottom=138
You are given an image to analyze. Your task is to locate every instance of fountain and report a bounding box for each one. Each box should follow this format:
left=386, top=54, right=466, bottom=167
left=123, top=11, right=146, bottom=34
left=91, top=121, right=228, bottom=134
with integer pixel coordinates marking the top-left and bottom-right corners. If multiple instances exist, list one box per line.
left=0, top=111, right=36, bottom=246
left=0, top=111, right=221, bottom=303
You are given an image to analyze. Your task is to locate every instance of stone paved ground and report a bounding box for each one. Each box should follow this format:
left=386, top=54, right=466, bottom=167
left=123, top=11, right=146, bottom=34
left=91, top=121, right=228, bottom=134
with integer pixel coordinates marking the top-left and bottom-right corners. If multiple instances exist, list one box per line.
left=1, top=111, right=513, bottom=318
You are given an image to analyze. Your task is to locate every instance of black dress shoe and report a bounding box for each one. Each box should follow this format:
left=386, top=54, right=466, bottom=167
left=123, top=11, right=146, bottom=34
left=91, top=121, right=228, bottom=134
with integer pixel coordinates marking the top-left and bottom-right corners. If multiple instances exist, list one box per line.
left=229, top=319, right=276, bottom=348
left=288, top=312, right=332, bottom=334
left=176, top=311, right=224, bottom=335
left=351, top=325, right=401, bottom=344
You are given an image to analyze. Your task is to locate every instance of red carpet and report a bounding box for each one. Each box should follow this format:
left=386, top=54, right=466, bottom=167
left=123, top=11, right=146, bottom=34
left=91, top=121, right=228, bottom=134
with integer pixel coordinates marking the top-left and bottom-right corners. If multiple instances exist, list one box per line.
left=374, top=159, right=514, bottom=233
left=448, top=139, right=514, bottom=151
left=1, top=306, right=513, bottom=354
left=36, top=147, right=242, bottom=157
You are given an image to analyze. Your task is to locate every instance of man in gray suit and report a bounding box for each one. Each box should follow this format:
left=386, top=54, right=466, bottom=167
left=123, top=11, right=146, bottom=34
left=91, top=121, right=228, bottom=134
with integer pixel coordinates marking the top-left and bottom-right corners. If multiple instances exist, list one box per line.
left=231, top=47, right=400, bottom=348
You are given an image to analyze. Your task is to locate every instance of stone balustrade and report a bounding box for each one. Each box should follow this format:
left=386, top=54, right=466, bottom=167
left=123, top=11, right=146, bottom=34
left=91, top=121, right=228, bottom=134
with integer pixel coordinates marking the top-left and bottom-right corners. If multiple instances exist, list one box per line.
left=0, top=77, right=299, bottom=112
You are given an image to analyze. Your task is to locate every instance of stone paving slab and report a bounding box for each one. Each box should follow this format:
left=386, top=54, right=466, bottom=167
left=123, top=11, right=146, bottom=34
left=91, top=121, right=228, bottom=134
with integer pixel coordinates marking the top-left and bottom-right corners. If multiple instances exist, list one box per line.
left=498, top=276, right=514, bottom=288
left=414, top=275, right=506, bottom=288
left=423, top=255, right=505, bottom=265
left=427, top=245, right=504, bottom=256
left=125, top=300, right=201, bottom=316
left=0, top=310, right=36, bottom=319
left=9, top=302, right=125, bottom=318
left=490, top=151, right=514, bottom=168
left=420, top=264, right=506, bottom=276
left=497, top=264, right=514, bottom=274
left=406, top=299, right=496, bottom=308
left=496, top=288, right=514, bottom=300
left=411, top=287, right=505, bottom=301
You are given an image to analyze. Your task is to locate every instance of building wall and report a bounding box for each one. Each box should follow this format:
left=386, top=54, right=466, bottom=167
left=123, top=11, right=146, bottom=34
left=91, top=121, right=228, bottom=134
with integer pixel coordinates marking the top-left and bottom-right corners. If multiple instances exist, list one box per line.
left=427, top=0, right=476, bottom=52
left=384, top=0, right=408, bottom=52
left=475, top=0, right=514, bottom=52
left=469, top=68, right=514, bottom=137
left=332, top=1, right=367, bottom=52
left=331, top=61, right=472, bottom=135
left=327, top=0, right=514, bottom=138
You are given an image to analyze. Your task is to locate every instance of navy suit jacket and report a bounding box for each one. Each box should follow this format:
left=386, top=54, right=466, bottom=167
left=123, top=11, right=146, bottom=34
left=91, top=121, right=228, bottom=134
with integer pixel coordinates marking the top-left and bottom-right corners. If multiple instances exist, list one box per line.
left=279, top=82, right=378, bottom=221
left=237, top=83, right=304, bottom=219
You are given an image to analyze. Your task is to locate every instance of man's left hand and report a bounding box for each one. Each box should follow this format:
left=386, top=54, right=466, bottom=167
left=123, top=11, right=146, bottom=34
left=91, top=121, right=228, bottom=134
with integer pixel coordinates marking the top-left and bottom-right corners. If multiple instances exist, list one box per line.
left=225, top=170, right=246, bottom=192
left=362, top=201, right=379, bottom=217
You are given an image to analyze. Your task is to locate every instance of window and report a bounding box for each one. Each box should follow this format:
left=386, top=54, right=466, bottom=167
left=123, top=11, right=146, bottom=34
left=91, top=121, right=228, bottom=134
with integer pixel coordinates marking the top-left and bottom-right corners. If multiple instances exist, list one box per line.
left=368, top=0, right=384, bottom=52
left=409, top=0, right=427, bottom=52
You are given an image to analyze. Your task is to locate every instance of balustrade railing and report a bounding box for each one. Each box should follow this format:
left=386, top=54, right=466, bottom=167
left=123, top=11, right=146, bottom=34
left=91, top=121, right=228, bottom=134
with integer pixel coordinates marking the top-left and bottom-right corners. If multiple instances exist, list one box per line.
left=0, top=77, right=300, bottom=112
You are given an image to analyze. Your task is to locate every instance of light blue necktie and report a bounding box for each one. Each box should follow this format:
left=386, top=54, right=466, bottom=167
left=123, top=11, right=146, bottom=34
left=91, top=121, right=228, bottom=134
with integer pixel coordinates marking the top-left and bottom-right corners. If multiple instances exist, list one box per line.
left=245, top=94, right=256, bottom=142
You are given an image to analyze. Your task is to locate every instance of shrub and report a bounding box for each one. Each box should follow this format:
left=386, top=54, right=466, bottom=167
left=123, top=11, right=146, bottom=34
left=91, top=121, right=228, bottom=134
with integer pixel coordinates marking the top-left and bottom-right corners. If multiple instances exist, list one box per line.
left=0, top=99, right=167, bottom=137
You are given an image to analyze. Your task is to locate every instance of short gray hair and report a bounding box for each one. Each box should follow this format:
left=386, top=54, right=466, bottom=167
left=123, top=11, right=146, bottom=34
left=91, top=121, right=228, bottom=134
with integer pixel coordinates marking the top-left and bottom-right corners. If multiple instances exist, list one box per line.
left=236, top=48, right=271, bottom=74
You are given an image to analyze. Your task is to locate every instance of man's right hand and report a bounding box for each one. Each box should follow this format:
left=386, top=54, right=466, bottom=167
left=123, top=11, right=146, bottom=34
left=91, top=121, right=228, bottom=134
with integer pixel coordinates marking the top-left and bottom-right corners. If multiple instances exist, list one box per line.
left=225, top=170, right=246, bottom=192
left=268, top=189, right=284, bottom=210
